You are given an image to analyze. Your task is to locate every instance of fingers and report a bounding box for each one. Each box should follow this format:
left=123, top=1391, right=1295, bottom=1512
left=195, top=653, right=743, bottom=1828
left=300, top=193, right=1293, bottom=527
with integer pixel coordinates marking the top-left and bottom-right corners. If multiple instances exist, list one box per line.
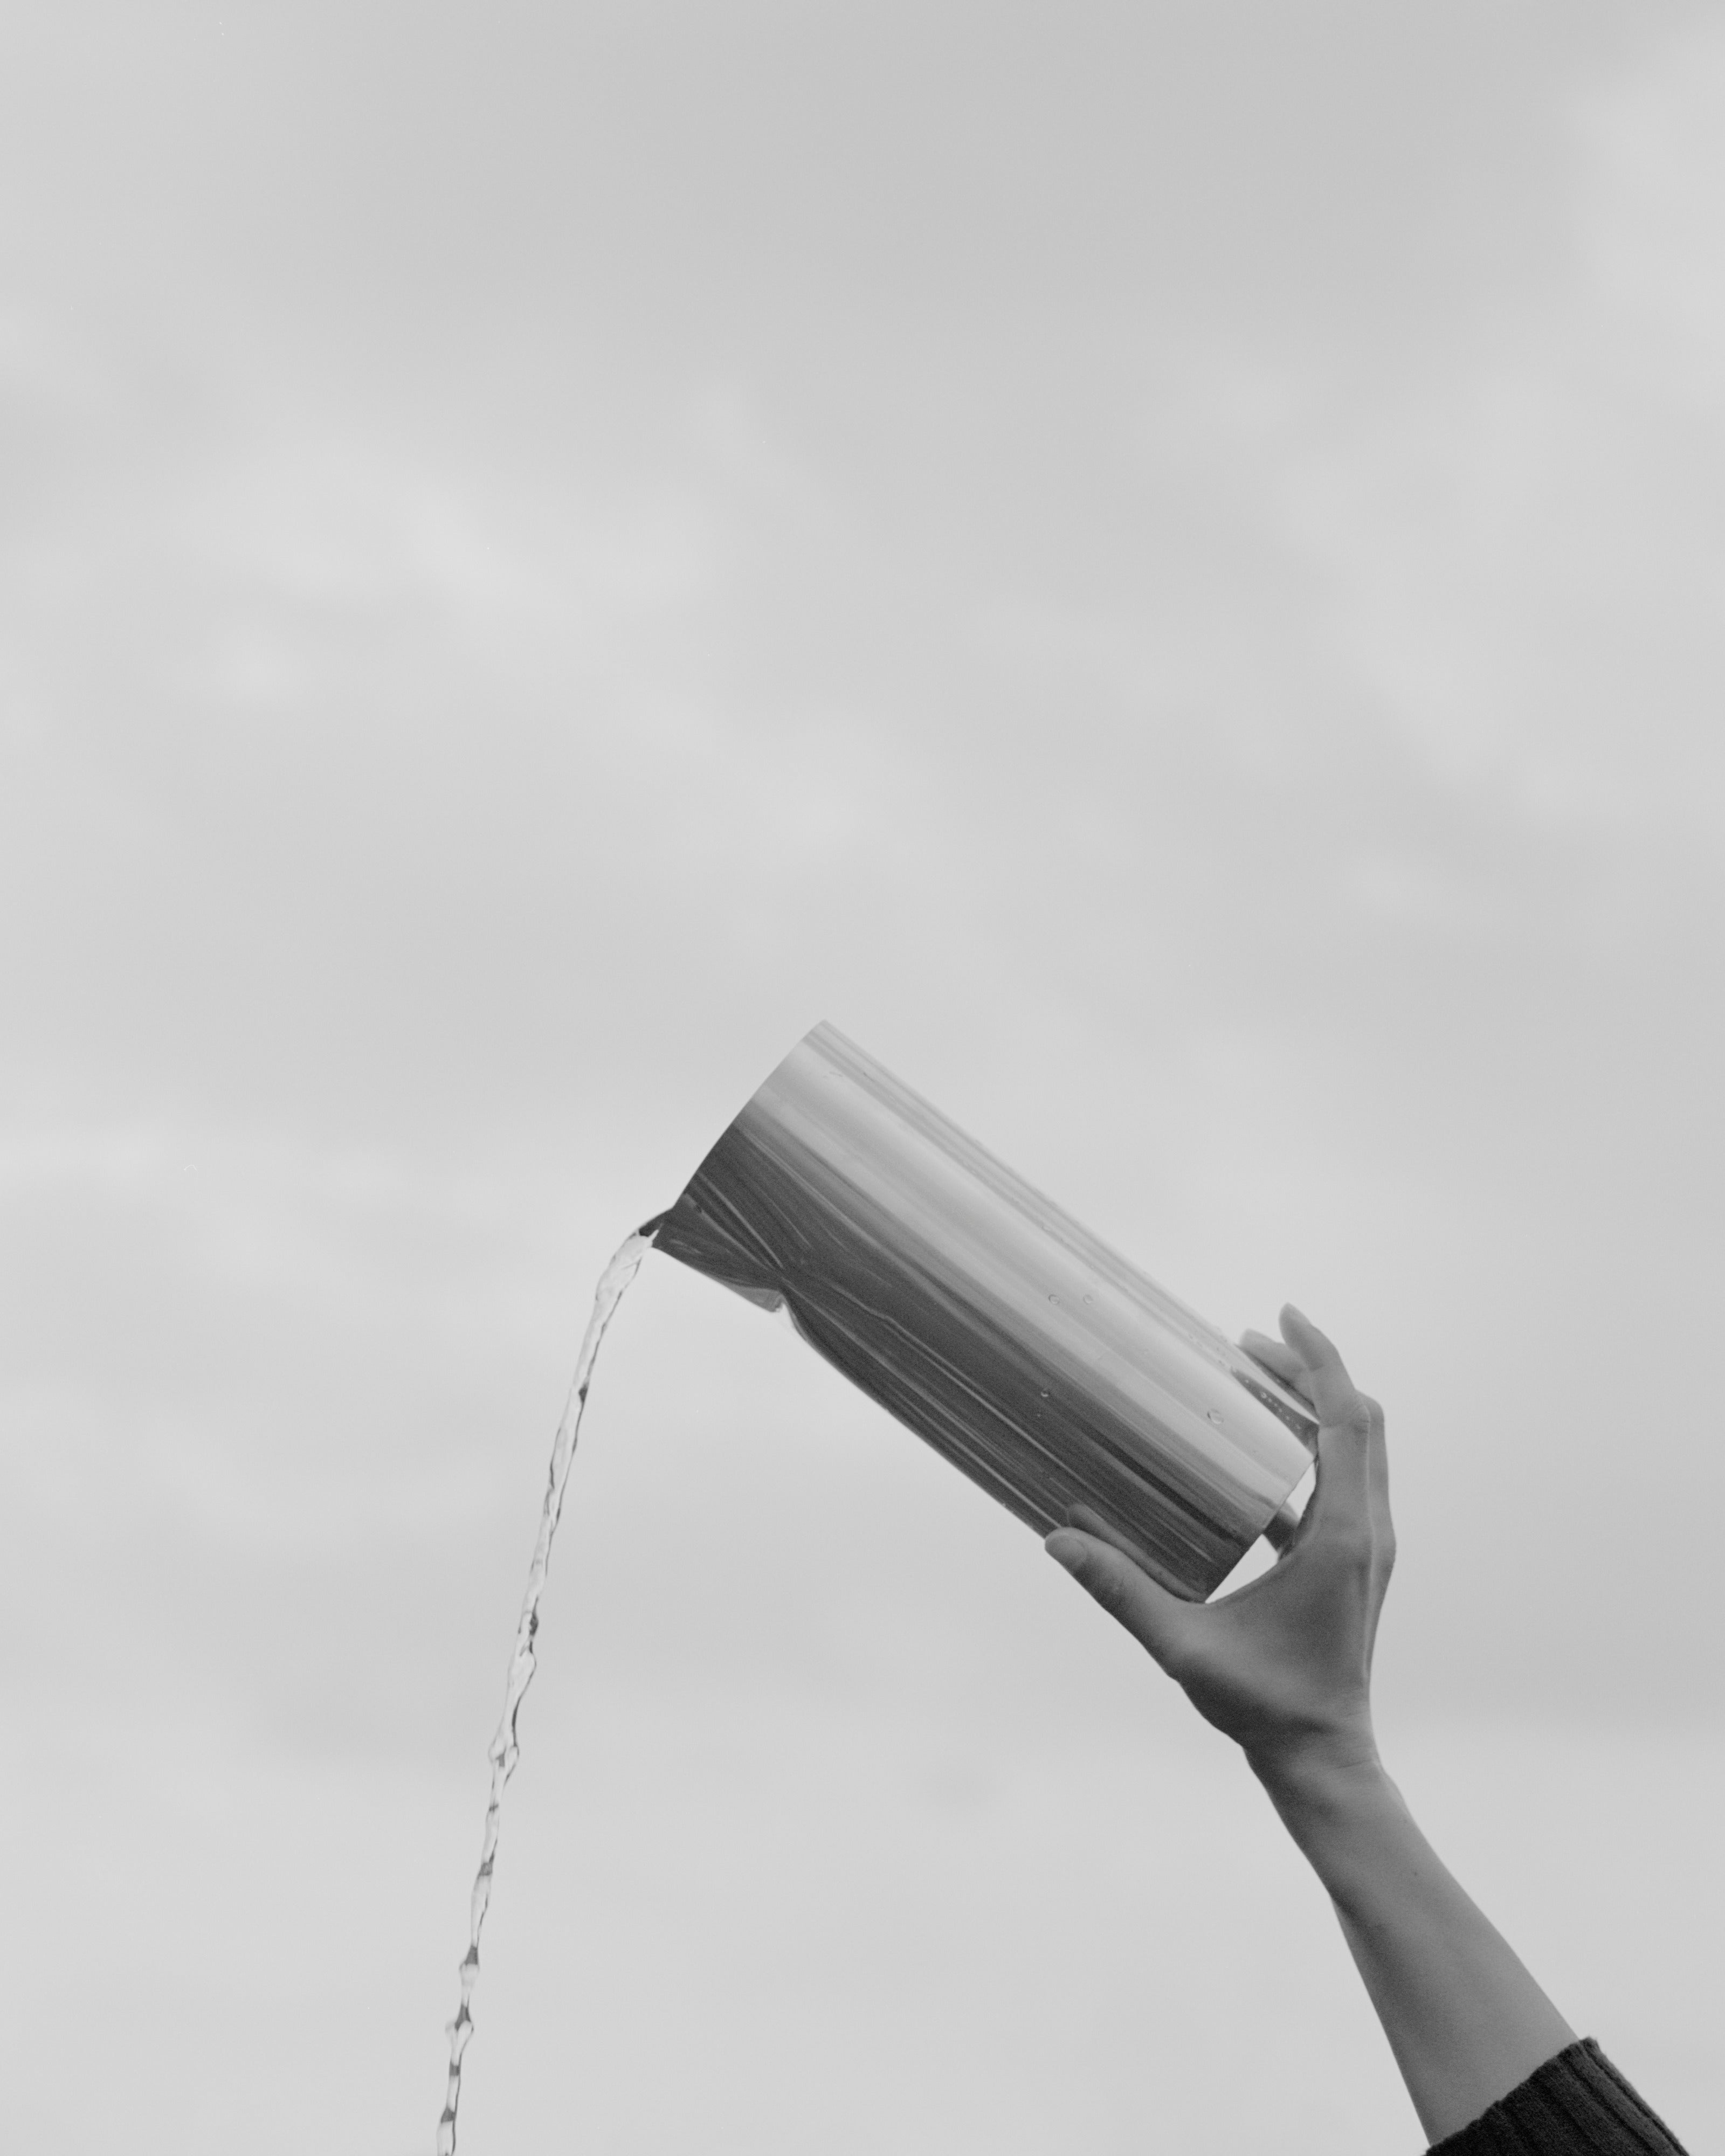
left=1239, top=1328, right=1306, bottom=1382
left=1239, top=1328, right=1316, bottom=1407
left=1278, top=1306, right=1362, bottom=1423
left=1045, top=1522, right=1195, bottom=1674
left=1278, top=1304, right=1375, bottom=1535
left=1272, top=1306, right=1389, bottom=1498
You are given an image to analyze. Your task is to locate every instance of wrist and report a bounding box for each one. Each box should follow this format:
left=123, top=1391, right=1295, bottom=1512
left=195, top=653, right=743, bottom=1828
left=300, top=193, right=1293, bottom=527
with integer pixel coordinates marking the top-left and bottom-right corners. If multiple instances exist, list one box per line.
left=1247, top=1733, right=1427, bottom=1920
left=1246, top=1725, right=1389, bottom=1830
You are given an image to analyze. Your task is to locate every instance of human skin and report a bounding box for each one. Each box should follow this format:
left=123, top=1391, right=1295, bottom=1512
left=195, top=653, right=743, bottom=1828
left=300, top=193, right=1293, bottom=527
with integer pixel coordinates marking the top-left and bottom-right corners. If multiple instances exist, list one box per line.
left=1045, top=1305, right=1575, bottom=2146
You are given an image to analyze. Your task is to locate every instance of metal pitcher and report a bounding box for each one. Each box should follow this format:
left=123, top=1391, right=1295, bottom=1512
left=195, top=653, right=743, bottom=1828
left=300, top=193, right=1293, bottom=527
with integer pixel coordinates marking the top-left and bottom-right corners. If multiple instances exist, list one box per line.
left=652, top=1022, right=1316, bottom=1602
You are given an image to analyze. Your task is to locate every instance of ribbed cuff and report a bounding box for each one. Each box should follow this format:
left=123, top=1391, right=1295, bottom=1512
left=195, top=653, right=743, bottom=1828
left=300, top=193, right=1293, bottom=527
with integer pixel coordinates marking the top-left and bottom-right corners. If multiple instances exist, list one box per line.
left=1430, top=2037, right=1689, bottom=2154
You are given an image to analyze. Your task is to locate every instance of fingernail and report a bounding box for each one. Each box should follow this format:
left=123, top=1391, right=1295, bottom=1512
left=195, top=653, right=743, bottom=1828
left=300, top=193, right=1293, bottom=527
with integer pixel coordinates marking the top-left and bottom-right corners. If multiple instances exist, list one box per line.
left=1045, top=1531, right=1086, bottom=1575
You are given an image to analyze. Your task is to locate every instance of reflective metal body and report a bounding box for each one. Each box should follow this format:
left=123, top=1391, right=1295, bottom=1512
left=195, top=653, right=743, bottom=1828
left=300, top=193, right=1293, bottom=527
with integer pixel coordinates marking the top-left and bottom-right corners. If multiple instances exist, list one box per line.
left=654, top=1023, right=1317, bottom=1602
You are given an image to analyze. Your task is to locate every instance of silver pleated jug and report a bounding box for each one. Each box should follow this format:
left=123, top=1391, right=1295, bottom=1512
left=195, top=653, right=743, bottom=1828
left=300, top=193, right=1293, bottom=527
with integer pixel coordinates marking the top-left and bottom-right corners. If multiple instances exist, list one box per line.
left=653, top=1022, right=1316, bottom=1602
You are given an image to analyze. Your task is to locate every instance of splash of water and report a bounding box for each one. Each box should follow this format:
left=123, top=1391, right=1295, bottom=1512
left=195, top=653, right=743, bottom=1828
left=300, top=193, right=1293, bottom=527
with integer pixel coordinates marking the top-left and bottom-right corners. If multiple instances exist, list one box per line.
left=437, top=1217, right=663, bottom=2156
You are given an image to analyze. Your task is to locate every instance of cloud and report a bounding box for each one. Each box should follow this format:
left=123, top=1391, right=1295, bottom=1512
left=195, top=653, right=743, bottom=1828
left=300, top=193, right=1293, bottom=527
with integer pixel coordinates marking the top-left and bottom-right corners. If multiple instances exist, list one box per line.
left=4, top=8, right=1724, bottom=2146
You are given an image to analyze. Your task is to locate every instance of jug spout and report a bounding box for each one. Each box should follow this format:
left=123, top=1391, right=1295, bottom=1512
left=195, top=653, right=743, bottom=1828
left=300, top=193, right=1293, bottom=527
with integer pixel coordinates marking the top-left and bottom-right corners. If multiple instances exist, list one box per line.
left=654, top=1022, right=1317, bottom=1603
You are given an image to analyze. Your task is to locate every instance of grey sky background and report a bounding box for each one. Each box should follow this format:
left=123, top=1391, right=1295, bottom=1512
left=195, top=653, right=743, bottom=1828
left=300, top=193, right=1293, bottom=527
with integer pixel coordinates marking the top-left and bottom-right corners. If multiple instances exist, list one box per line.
left=3, top=5, right=1722, bottom=2152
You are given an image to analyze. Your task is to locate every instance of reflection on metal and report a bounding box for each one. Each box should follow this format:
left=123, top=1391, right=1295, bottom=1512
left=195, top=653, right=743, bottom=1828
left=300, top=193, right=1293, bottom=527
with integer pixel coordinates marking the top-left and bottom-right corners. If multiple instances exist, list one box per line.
left=654, top=1023, right=1317, bottom=1603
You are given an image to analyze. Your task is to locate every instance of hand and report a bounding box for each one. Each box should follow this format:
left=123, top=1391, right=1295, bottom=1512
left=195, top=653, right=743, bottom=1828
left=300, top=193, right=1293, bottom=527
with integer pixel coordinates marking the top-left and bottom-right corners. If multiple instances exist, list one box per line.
left=1049, top=1307, right=1581, bottom=2139
left=1046, top=1304, right=1393, bottom=1782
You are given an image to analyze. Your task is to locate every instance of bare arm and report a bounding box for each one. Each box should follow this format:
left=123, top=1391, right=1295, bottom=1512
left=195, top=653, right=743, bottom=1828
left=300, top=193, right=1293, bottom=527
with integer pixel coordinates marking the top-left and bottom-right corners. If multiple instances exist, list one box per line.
left=1045, top=1306, right=1574, bottom=2146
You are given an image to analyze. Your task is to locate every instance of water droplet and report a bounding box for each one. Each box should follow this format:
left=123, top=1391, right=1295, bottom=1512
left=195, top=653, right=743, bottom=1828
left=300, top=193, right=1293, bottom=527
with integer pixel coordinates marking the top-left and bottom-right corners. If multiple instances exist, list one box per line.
left=1082, top=1293, right=1094, bottom=1305
left=1206, top=1408, right=1226, bottom=1427
left=1047, top=1291, right=1060, bottom=1304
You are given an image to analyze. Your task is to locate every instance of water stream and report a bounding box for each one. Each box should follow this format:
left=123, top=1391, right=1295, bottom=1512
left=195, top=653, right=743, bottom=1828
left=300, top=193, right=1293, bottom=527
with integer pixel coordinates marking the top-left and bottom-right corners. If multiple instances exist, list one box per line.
left=437, top=1218, right=663, bottom=2156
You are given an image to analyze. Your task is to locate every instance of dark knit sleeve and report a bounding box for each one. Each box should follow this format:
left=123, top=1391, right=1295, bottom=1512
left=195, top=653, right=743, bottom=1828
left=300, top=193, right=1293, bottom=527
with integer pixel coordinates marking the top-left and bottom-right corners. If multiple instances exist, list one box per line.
left=1430, top=2038, right=1689, bottom=2154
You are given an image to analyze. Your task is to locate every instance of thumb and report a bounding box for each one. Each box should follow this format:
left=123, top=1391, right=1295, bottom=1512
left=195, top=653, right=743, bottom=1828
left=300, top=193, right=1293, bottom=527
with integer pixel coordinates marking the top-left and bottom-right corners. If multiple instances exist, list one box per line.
left=1045, top=1529, right=1195, bottom=1673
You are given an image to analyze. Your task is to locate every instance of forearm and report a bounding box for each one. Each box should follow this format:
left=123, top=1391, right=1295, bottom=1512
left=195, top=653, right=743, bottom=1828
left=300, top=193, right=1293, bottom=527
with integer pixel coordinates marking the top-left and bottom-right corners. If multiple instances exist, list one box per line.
left=1253, top=1742, right=1575, bottom=2146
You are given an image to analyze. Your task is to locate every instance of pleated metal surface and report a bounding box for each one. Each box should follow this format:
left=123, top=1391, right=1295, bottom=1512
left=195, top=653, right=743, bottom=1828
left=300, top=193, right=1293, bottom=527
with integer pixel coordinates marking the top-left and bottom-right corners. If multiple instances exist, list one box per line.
left=654, top=1023, right=1317, bottom=1602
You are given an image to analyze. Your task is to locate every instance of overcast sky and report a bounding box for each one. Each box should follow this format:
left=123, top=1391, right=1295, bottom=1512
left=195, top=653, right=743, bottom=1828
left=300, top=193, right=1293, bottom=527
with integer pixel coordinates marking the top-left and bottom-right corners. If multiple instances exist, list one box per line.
left=3, top=5, right=1723, bottom=2153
